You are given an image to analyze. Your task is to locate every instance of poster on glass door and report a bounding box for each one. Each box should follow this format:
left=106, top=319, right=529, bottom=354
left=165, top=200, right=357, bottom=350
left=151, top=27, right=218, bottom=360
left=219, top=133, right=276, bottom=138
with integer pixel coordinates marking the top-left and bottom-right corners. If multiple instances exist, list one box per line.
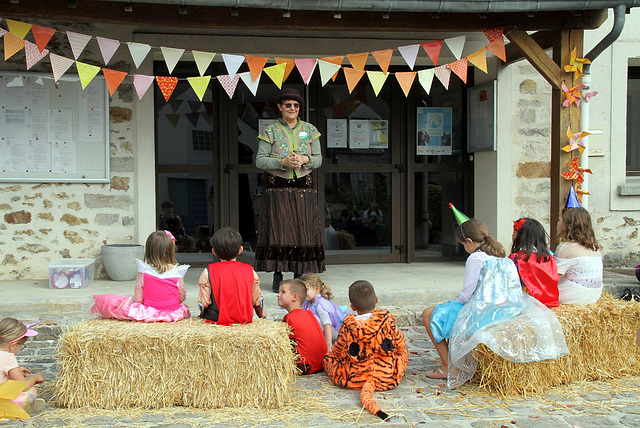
left=416, top=107, right=452, bottom=155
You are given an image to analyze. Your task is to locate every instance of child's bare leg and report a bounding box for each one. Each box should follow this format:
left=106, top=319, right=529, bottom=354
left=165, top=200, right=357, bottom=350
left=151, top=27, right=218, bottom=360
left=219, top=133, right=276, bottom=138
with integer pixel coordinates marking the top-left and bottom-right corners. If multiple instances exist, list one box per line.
left=422, top=307, right=448, bottom=374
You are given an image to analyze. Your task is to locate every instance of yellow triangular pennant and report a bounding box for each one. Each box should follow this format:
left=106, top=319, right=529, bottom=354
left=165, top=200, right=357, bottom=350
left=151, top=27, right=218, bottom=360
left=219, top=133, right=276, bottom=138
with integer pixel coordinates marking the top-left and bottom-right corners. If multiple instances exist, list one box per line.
left=366, top=71, right=389, bottom=96
left=187, top=75, right=211, bottom=101
left=76, top=62, right=102, bottom=89
left=467, top=48, right=488, bottom=74
left=6, top=19, right=32, bottom=39
left=264, top=63, right=287, bottom=89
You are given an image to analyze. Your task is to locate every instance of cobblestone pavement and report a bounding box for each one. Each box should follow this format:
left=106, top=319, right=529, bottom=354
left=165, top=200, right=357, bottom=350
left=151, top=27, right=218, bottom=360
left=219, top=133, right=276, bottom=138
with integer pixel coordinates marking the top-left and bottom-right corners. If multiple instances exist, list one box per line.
left=4, top=320, right=640, bottom=428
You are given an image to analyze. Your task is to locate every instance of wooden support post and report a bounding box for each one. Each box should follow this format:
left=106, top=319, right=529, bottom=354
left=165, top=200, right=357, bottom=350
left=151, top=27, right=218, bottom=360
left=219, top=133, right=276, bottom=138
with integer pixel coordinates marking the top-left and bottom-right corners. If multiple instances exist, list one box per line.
left=550, top=30, right=583, bottom=248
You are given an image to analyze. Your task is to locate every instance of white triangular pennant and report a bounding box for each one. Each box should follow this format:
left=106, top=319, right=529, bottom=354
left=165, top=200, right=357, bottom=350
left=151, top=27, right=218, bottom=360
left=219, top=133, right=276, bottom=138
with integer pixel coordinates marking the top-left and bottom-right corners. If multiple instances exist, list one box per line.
left=96, top=36, right=120, bottom=65
left=418, top=68, right=435, bottom=95
left=161, top=46, right=185, bottom=74
left=398, top=44, right=420, bottom=70
left=127, top=42, right=152, bottom=69
left=221, top=53, right=244, bottom=77
left=239, top=71, right=261, bottom=96
left=66, top=31, right=92, bottom=60
left=192, top=50, right=216, bottom=76
left=444, top=35, right=466, bottom=60
left=49, top=53, right=75, bottom=82
left=318, top=60, right=341, bottom=86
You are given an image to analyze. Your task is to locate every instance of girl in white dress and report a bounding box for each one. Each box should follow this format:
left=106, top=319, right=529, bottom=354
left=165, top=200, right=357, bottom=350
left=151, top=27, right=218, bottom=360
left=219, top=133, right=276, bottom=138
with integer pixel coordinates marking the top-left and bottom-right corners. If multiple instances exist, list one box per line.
left=555, top=207, right=603, bottom=304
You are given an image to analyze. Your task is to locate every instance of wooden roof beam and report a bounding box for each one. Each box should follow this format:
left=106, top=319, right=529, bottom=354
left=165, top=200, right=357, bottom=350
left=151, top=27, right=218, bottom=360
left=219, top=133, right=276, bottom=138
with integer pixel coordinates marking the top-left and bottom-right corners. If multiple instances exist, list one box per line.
left=505, top=29, right=566, bottom=90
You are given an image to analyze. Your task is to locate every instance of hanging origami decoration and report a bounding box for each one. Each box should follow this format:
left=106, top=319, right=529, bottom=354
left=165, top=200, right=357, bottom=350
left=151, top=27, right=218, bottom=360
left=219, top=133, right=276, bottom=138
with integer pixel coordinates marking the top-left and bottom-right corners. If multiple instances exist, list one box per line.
left=561, top=157, right=592, bottom=184
left=561, top=81, right=585, bottom=107
left=562, top=127, right=590, bottom=155
left=449, top=203, right=470, bottom=225
left=564, top=48, right=591, bottom=79
left=583, top=90, right=598, bottom=103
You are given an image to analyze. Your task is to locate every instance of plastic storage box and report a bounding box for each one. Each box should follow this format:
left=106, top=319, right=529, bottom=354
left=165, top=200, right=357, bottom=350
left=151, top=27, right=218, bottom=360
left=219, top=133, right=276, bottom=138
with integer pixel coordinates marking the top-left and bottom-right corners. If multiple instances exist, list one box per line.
left=48, top=258, right=95, bottom=289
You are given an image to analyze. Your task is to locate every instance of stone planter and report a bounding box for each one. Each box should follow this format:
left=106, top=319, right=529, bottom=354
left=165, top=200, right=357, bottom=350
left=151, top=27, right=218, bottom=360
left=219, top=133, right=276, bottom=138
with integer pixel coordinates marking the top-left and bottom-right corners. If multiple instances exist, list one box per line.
left=101, top=244, right=144, bottom=281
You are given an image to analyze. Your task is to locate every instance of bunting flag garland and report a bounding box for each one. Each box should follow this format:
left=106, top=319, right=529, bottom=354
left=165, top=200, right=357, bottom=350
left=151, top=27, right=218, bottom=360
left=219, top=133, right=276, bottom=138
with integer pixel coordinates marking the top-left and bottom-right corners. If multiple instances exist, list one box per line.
left=4, top=32, right=25, bottom=60
left=371, top=49, right=393, bottom=74
left=449, top=58, right=468, bottom=84
left=467, top=48, right=488, bottom=74
left=103, top=68, right=127, bottom=96
left=486, top=37, right=506, bottom=62
left=239, top=71, right=261, bottom=95
left=418, top=68, right=435, bottom=95
left=127, top=42, right=152, bottom=68
left=24, top=40, right=49, bottom=70
left=221, top=53, right=244, bottom=77
left=444, top=36, right=466, bottom=60
left=66, top=31, right=92, bottom=60
left=395, top=71, right=416, bottom=97
left=76, top=61, right=101, bottom=89
left=5, top=19, right=32, bottom=39
left=264, top=63, right=287, bottom=89
left=49, top=53, right=75, bottom=82
left=245, top=56, right=268, bottom=81
left=421, top=40, right=442, bottom=66
left=156, top=76, right=178, bottom=102
left=398, top=44, right=420, bottom=70
left=133, top=74, right=155, bottom=99
left=187, top=75, right=211, bottom=101
left=346, top=52, right=369, bottom=71
left=366, top=71, right=389, bottom=96
left=0, top=28, right=6, bottom=37
left=31, top=24, right=56, bottom=53
left=318, top=60, right=341, bottom=86
left=434, top=64, right=452, bottom=89
left=217, top=74, right=240, bottom=99
left=321, top=55, right=343, bottom=81
left=96, top=36, right=120, bottom=65
left=161, top=46, right=185, bottom=74
left=192, top=50, right=216, bottom=77
left=483, top=27, right=504, bottom=43
left=275, top=57, right=295, bottom=82
left=343, top=67, right=365, bottom=93
left=294, top=58, right=317, bottom=84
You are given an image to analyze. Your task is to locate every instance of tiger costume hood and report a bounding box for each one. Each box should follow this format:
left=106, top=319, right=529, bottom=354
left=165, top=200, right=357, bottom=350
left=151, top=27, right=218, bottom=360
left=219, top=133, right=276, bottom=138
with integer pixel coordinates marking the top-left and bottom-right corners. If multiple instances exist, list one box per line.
left=323, top=309, right=408, bottom=420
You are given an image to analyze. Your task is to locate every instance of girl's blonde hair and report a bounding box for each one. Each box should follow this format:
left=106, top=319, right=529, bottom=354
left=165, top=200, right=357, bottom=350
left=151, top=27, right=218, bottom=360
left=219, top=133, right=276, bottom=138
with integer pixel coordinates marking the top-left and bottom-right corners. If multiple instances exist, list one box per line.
left=301, top=273, right=333, bottom=300
left=0, top=317, right=27, bottom=346
left=559, top=207, right=599, bottom=251
left=145, top=230, right=177, bottom=273
left=456, top=218, right=506, bottom=258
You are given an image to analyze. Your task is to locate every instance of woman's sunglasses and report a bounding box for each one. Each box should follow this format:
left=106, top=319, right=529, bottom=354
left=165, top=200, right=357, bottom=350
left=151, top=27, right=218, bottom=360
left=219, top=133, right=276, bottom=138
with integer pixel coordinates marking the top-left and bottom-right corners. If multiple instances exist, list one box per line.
left=282, top=103, right=300, bottom=109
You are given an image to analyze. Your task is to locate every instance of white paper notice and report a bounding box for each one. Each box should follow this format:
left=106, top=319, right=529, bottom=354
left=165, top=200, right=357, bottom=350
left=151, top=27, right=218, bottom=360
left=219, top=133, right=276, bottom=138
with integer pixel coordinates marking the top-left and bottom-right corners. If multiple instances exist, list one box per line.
left=348, top=120, right=369, bottom=149
left=51, top=141, right=76, bottom=174
left=30, top=108, right=49, bottom=141
left=369, top=120, right=389, bottom=149
left=3, top=108, right=27, bottom=139
left=79, top=84, right=104, bottom=141
left=1, top=139, right=29, bottom=171
left=48, top=109, right=73, bottom=142
left=30, top=141, right=52, bottom=171
left=326, top=119, right=347, bottom=148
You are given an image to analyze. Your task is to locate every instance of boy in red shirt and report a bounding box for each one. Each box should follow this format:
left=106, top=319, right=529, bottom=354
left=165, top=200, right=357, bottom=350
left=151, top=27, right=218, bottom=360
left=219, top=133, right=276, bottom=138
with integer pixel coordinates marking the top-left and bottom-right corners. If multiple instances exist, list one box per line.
left=278, top=279, right=327, bottom=374
left=198, top=227, right=265, bottom=324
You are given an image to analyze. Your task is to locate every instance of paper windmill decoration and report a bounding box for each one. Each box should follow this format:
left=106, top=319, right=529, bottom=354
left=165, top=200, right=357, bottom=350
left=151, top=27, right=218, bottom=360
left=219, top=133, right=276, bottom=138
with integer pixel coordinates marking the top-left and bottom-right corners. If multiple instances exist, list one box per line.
left=562, top=81, right=585, bottom=107
left=583, top=90, right=598, bottom=103
left=564, top=48, right=591, bottom=79
left=561, top=157, right=592, bottom=184
left=562, top=127, right=590, bottom=155
left=0, top=380, right=30, bottom=420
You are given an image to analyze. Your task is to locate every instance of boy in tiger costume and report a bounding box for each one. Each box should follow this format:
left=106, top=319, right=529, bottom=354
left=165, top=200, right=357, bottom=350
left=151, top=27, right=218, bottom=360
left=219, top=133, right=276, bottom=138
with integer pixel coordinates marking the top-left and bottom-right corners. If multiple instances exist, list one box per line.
left=323, top=280, right=408, bottom=420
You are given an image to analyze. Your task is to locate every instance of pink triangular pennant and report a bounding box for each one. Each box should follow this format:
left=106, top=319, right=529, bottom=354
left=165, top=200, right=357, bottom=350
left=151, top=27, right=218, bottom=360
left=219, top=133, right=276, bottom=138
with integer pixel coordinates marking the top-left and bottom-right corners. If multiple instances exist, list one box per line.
left=217, top=74, right=240, bottom=99
left=398, top=44, right=420, bottom=70
left=133, top=74, right=155, bottom=99
left=24, top=40, right=49, bottom=70
left=294, top=58, right=317, bottom=84
left=31, top=25, right=56, bottom=53
left=421, top=41, right=442, bottom=66
left=96, top=36, right=120, bottom=65
left=221, top=54, right=244, bottom=77
left=66, top=31, right=92, bottom=60
left=449, top=58, right=468, bottom=84
left=434, top=65, right=451, bottom=90
left=49, top=53, right=75, bottom=82
left=156, top=76, right=179, bottom=102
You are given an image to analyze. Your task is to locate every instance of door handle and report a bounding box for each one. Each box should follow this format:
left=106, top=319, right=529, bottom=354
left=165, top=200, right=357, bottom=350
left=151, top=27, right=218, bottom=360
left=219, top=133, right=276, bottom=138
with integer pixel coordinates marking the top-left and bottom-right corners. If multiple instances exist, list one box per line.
left=394, top=164, right=405, bottom=173
left=224, top=164, right=235, bottom=174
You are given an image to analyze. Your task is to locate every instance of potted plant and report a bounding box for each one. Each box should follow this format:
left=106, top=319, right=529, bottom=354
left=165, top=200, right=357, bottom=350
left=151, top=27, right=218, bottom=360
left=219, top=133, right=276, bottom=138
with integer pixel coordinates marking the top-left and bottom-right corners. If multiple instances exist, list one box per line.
left=101, top=241, right=144, bottom=281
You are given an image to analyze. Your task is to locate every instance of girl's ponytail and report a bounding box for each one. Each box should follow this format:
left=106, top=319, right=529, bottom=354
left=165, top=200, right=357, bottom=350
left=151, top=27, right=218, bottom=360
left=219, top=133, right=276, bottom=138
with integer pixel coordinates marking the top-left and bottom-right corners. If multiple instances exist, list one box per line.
left=479, top=234, right=506, bottom=258
left=458, top=218, right=505, bottom=258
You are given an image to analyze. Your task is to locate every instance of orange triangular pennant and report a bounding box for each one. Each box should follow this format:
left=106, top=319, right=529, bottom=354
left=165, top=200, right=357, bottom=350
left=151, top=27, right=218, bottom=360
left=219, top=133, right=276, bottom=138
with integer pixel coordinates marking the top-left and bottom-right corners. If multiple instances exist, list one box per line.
left=156, top=76, right=179, bottom=102
left=102, top=68, right=127, bottom=96
left=321, top=55, right=344, bottom=81
left=346, top=52, right=369, bottom=70
left=486, top=38, right=506, bottom=62
left=371, top=49, right=393, bottom=74
left=31, top=24, right=56, bottom=53
left=343, top=67, right=365, bottom=94
left=275, top=57, right=296, bottom=82
left=467, top=48, right=488, bottom=74
left=4, top=33, right=25, bottom=60
left=395, top=71, right=416, bottom=97
left=449, top=58, right=468, bottom=84
left=245, top=56, right=268, bottom=81
left=421, top=41, right=442, bottom=66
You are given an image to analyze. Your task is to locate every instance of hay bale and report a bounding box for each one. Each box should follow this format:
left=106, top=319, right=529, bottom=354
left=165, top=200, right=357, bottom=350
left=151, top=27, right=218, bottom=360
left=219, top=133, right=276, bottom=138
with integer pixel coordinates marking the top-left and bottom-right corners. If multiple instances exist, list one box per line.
left=54, top=318, right=297, bottom=409
left=471, top=293, right=640, bottom=396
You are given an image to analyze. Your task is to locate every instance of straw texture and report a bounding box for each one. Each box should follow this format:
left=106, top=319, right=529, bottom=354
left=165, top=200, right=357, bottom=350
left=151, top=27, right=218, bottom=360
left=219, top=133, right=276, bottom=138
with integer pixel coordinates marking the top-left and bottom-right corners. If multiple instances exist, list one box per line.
left=54, top=318, right=297, bottom=409
left=471, top=293, right=640, bottom=396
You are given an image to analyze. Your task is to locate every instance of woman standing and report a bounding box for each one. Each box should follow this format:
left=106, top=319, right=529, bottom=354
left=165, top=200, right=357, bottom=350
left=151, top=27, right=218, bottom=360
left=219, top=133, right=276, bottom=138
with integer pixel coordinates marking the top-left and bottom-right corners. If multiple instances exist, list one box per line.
left=255, top=88, right=325, bottom=292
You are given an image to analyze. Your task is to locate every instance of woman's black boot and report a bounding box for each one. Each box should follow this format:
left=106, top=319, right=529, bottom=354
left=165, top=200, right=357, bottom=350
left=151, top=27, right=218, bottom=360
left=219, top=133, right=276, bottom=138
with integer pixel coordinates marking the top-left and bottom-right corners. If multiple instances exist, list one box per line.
left=272, top=272, right=283, bottom=293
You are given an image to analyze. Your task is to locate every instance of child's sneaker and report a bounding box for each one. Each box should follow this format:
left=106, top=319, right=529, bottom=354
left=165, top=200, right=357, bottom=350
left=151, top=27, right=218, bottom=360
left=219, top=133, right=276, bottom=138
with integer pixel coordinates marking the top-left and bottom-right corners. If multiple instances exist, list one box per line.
left=27, top=398, right=45, bottom=414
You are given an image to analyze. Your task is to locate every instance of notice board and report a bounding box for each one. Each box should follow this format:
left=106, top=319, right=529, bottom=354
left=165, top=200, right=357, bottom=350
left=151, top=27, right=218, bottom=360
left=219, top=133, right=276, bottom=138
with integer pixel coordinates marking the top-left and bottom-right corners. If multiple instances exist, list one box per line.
left=0, top=71, right=109, bottom=183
